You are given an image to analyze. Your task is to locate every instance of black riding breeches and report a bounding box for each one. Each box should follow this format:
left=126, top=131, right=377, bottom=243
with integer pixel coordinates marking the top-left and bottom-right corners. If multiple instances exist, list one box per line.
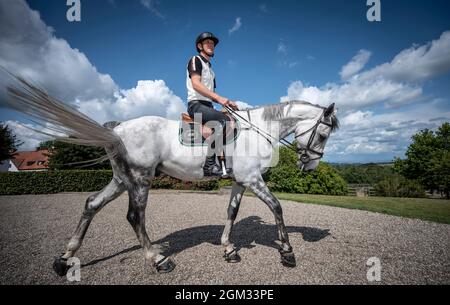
left=187, top=100, right=231, bottom=151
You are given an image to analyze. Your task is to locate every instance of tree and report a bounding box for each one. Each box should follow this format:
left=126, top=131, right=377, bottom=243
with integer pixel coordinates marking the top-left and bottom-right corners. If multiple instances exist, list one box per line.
left=0, top=123, right=23, bottom=164
left=264, top=145, right=348, bottom=195
left=430, top=150, right=450, bottom=198
left=332, top=163, right=395, bottom=185
left=394, top=122, right=450, bottom=198
left=374, top=174, right=426, bottom=198
left=41, top=140, right=111, bottom=170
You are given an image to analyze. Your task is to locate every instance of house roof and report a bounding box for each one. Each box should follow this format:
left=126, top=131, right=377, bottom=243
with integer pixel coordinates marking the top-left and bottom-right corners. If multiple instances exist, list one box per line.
left=11, top=149, right=50, bottom=171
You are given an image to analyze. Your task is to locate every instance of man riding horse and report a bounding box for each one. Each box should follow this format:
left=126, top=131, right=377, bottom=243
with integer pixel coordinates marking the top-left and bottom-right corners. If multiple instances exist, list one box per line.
left=186, top=32, right=238, bottom=177
left=3, top=39, right=339, bottom=274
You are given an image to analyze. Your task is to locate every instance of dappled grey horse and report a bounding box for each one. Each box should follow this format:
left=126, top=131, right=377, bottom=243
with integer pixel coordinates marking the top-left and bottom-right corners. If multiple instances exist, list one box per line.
left=5, top=76, right=338, bottom=274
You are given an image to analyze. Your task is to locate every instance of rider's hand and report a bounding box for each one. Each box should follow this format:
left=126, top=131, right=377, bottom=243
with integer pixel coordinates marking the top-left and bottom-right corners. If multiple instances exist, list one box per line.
left=227, top=100, right=239, bottom=111
left=216, top=96, right=229, bottom=107
left=217, top=96, right=239, bottom=111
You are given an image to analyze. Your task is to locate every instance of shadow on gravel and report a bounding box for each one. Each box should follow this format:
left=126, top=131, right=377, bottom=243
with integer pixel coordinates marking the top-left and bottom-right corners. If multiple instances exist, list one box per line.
left=82, top=245, right=142, bottom=268
left=81, top=216, right=330, bottom=267
left=82, top=216, right=330, bottom=267
left=157, top=216, right=330, bottom=257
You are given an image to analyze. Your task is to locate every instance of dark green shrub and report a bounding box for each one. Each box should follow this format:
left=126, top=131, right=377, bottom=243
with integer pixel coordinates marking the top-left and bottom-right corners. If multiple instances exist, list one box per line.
left=374, top=174, right=426, bottom=198
left=265, top=146, right=348, bottom=195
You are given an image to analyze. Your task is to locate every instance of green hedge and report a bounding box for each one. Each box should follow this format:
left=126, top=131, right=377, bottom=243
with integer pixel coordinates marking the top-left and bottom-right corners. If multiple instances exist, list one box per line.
left=0, top=171, right=219, bottom=195
left=0, top=170, right=113, bottom=195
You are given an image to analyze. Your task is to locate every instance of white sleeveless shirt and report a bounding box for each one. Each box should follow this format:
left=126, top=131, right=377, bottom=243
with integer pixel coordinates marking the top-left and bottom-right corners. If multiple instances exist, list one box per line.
left=186, top=55, right=216, bottom=103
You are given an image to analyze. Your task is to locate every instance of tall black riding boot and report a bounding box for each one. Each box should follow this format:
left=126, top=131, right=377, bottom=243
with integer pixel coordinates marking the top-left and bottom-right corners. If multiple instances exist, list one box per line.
left=203, top=154, right=221, bottom=176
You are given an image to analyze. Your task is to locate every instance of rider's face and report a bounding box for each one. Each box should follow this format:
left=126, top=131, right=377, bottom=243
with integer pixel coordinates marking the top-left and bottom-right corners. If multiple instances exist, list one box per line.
left=200, top=39, right=215, bottom=56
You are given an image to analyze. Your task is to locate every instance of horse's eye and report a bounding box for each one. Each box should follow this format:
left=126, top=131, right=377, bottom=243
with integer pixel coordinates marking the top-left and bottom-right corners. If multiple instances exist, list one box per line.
left=318, top=134, right=327, bottom=142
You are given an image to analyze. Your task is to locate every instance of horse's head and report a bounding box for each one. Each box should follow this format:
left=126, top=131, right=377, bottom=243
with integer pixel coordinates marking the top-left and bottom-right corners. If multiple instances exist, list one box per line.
left=293, top=103, right=339, bottom=172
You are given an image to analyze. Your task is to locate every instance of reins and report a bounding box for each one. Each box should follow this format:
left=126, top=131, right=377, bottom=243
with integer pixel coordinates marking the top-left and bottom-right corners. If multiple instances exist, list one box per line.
left=224, top=105, right=329, bottom=161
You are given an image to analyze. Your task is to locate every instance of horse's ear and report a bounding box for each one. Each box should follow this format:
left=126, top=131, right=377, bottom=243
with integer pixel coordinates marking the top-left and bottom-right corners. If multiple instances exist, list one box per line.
left=324, top=103, right=335, bottom=117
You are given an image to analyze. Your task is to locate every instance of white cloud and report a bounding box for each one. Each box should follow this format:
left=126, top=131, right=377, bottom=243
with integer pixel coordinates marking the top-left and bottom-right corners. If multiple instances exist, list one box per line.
left=235, top=100, right=254, bottom=110
left=358, top=31, right=450, bottom=83
left=77, top=80, right=185, bottom=123
left=324, top=105, right=450, bottom=159
left=340, top=49, right=372, bottom=80
left=277, top=42, right=300, bottom=69
left=4, top=120, right=63, bottom=151
left=282, top=70, right=422, bottom=111
left=288, top=61, right=299, bottom=68
left=228, top=17, right=242, bottom=35
left=0, top=0, right=118, bottom=104
left=5, top=79, right=186, bottom=150
left=140, top=0, right=165, bottom=20
left=282, top=30, right=450, bottom=160
left=282, top=31, right=450, bottom=111
left=259, top=4, right=268, bottom=13
left=277, top=42, right=288, bottom=55
left=341, top=110, right=374, bottom=127
left=0, top=0, right=186, bottom=151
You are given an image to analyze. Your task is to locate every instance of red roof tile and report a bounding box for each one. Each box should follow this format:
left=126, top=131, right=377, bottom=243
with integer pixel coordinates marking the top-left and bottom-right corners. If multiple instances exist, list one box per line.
left=11, top=149, right=50, bottom=170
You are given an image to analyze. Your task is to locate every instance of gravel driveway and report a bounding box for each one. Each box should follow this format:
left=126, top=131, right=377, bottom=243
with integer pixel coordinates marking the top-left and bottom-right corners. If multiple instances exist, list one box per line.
left=0, top=190, right=449, bottom=285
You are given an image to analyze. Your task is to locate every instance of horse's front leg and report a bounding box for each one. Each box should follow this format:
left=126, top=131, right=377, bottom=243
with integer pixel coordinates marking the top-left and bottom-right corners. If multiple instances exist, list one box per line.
left=221, top=181, right=246, bottom=263
left=246, top=178, right=296, bottom=267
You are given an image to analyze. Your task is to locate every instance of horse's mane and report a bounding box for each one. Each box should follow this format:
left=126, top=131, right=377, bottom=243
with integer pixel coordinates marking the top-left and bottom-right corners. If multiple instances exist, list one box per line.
left=261, top=100, right=339, bottom=132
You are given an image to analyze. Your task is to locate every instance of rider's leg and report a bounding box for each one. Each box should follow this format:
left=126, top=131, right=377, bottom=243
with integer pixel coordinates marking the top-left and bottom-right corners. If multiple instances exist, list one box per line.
left=201, top=111, right=231, bottom=176
left=189, top=102, right=231, bottom=176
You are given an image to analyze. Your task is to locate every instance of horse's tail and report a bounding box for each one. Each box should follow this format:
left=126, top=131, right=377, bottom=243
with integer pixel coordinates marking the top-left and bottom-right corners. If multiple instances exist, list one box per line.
left=3, top=73, right=124, bottom=157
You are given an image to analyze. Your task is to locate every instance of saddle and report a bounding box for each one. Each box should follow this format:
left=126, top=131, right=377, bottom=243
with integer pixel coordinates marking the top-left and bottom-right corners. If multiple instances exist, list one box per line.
left=179, top=109, right=239, bottom=146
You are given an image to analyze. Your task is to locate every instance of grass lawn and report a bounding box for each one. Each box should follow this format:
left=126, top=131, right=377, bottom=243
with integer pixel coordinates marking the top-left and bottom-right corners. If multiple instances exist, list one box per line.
left=244, top=192, right=450, bottom=224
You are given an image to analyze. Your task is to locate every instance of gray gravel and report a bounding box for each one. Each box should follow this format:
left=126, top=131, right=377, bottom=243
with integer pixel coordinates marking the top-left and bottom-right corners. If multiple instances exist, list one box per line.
left=0, top=190, right=449, bottom=285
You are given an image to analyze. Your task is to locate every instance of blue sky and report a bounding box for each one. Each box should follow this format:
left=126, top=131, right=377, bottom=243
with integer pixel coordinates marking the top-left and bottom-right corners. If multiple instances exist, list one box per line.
left=1, top=0, right=450, bottom=163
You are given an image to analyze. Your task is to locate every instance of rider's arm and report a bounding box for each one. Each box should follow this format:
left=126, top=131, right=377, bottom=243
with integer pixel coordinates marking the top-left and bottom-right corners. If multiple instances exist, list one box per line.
left=191, top=74, right=228, bottom=106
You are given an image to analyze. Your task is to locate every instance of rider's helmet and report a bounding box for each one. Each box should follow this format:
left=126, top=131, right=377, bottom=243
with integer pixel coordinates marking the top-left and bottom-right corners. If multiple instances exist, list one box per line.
left=195, top=32, right=219, bottom=52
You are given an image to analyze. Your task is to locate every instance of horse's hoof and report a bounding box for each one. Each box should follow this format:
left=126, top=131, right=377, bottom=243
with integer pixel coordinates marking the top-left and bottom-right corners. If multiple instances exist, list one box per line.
left=223, top=248, right=241, bottom=263
left=280, top=251, right=296, bottom=268
left=155, top=257, right=176, bottom=274
left=53, top=256, right=69, bottom=276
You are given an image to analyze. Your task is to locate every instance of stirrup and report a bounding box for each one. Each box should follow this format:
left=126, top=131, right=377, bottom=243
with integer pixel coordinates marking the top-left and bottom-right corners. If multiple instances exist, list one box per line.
left=218, top=158, right=233, bottom=178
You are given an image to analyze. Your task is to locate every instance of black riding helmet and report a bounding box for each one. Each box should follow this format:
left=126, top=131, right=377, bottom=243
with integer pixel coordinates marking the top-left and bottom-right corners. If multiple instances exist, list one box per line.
left=195, top=32, right=219, bottom=53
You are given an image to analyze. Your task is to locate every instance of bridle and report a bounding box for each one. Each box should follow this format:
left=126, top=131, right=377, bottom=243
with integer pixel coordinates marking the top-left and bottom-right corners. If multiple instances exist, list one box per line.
left=294, top=111, right=333, bottom=164
left=224, top=105, right=332, bottom=165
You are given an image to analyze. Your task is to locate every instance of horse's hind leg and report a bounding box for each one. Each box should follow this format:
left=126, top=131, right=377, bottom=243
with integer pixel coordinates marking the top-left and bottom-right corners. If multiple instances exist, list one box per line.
left=53, top=177, right=125, bottom=276
left=127, top=183, right=176, bottom=273
left=221, top=181, right=245, bottom=263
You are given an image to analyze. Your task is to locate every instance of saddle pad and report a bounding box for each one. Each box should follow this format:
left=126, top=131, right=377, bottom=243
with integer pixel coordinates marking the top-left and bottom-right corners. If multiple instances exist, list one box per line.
left=178, top=120, right=240, bottom=146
